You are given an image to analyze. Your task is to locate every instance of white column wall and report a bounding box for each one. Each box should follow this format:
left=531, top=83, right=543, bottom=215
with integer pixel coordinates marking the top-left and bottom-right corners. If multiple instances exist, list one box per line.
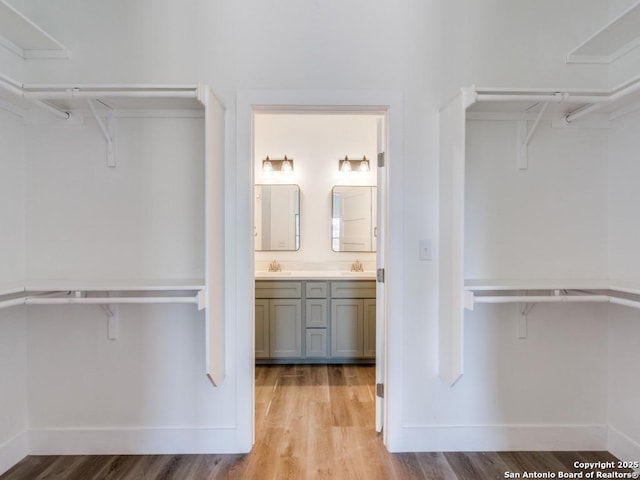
left=0, top=108, right=28, bottom=473
left=607, top=110, right=640, bottom=461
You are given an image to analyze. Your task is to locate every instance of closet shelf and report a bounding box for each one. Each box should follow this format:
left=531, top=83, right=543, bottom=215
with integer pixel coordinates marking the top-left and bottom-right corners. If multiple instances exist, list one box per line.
left=464, top=280, right=640, bottom=311
left=567, top=0, right=640, bottom=64
left=0, top=280, right=206, bottom=311
left=465, top=82, right=640, bottom=123
left=0, top=74, right=205, bottom=119
left=0, top=0, right=68, bottom=59
left=22, top=84, right=203, bottom=112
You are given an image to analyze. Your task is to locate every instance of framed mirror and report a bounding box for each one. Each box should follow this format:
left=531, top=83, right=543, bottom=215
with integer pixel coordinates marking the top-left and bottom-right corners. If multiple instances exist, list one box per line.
left=254, top=184, right=300, bottom=251
left=332, top=185, right=377, bottom=252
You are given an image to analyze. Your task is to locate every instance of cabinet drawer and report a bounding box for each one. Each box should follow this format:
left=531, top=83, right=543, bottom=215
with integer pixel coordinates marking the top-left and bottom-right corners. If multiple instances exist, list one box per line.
left=256, top=281, right=302, bottom=299
left=306, top=281, right=328, bottom=298
left=330, top=281, right=376, bottom=299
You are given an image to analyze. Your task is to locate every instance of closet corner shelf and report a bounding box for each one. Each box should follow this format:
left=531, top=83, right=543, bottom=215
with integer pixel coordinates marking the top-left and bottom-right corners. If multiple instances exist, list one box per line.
left=567, top=0, right=640, bottom=64
left=0, top=279, right=206, bottom=311
left=464, top=279, right=640, bottom=311
left=0, top=0, right=69, bottom=59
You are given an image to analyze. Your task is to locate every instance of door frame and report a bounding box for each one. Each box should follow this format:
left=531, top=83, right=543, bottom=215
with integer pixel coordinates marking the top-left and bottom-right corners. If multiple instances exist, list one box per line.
left=235, top=90, right=404, bottom=450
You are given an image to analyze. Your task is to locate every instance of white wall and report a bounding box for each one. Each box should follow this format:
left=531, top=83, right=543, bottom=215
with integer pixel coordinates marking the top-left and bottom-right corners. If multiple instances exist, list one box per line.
left=0, top=109, right=26, bottom=285
left=10, top=0, right=620, bottom=456
left=25, top=116, right=205, bottom=280
left=608, top=110, right=640, bottom=282
left=0, top=0, right=25, bottom=82
left=0, top=108, right=28, bottom=473
left=254, top=114, right=378, bottom=271
left=465, top=120, right=609, bottom=280
left=606, top=110, right=640, bottom=461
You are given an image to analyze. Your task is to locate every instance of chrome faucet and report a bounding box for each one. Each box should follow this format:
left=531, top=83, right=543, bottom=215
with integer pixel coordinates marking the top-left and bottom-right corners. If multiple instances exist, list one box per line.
left=268, top=260, right=282, bottom=272
left=350, top=259, right=364, bottom=272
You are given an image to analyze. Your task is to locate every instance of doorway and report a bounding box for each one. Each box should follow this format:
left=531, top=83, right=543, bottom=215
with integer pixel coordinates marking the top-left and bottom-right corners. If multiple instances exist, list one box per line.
left=235, top=90, right=403, bottom=451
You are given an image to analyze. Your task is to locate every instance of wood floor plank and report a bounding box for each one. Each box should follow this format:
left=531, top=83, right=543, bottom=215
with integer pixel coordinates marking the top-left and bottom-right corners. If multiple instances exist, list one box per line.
left=1, top=365, right=633, bottom=480
left=499, top=451, right=571, bottom=477
left=414, top=452, right=459, bottom=480
left=465, top=451, right=512, bottom=479
left=552, top=451, right=634, bottom=476
left=0, top=455, right=55, bottom=480
left=443, top=451, right=485, bottom=480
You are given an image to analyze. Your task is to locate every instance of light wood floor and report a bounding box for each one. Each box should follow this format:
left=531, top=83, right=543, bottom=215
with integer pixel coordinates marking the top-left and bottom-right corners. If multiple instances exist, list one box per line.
left=1, top=365, right=632, bottom=479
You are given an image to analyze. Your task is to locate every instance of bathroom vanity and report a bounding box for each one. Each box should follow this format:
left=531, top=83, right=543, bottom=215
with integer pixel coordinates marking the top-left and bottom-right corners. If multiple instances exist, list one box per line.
left=255, top=277, right=376, bottom=364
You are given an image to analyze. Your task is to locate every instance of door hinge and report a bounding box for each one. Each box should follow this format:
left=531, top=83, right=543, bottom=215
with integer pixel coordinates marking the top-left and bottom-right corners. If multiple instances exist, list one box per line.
left=377, top=152, right=385, bottom=167
left=376, top=383, right=384, bottom=398
left=376, top=268, right=385, bottom=283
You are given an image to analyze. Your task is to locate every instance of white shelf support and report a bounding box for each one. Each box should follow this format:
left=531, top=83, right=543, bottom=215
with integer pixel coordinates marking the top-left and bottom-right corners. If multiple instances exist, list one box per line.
left=100, top=304, right=119, bottom=340
left=517, top=302, right=535, bottom=339
left=87, top=99, right=116, bottom=167
left=517, top=102, right=549, bottom=170
left=517, top=304, right=528, bottom=339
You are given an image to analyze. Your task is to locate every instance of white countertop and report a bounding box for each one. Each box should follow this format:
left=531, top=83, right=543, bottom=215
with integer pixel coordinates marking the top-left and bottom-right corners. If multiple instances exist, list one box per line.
left=255, top=270, right=376, bottom=280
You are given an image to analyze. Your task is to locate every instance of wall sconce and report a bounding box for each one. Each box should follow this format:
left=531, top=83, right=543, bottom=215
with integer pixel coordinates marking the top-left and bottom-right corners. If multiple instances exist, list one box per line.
left=262, top=156, right=294, bottom=173
left=339, top=156, right=369, bottom=173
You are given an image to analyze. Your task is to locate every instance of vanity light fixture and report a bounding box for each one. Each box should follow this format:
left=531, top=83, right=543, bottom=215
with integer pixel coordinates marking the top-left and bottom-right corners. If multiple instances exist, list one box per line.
left=339, top=155, right=369, bottom=173
left=262, top=156, right=294, bottom=173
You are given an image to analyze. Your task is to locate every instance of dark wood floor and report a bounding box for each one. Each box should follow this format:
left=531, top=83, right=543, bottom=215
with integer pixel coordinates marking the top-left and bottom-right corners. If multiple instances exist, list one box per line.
left=1, top=365, right=634, bottom=479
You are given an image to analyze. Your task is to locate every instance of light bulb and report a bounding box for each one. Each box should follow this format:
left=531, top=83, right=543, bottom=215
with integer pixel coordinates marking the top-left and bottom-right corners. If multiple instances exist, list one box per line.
left=359, top=156, right=370, bottom=172
left=281, top=156, right=292, bottom=172
left=262, top=156, right=272, bottom=172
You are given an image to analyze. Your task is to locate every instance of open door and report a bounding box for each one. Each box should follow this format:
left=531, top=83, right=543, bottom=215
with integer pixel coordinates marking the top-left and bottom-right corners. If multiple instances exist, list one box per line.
left=199, top=85, right=226, bottom=386
left=375, top=117, right=386, bottom=432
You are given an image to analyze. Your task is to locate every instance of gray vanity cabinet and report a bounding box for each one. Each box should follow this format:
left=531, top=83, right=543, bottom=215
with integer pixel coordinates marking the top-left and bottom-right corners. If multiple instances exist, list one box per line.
left=363, top=299, right=376, bottom=358
left=330, top=281, right=376, bottom=359
left=331, top=299, right=364, bottom=357
left=255, top=279, right=375, bottom=363
left=305, top=282, right=329, bottom=358
left=255, top=298, right=270, bottom=359
left=255, top=282, right=302, bottom=359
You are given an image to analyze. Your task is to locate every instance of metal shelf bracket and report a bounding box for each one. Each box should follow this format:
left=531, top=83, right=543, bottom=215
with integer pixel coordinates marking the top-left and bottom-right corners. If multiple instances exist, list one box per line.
left=87, top=98, right=116, bottom=167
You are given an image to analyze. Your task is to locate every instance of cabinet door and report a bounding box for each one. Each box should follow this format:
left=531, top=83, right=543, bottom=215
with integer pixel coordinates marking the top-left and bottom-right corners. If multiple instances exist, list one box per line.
left=306, top=299, right=328, bottom=328
left=306, top=329, right=328, bottom=357
left=363, top=299, right=376, bottom=358
left=270, top=299, right=302, bottom=358
left=255, top=299, right=270, bottom=359
left=331, top=299, right=363, bottom=357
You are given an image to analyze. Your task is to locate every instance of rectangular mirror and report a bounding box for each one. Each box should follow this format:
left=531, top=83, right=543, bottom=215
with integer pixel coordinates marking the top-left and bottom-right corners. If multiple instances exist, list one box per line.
left=332, top=185, right=377, bottom=252
left=255, top=184, right=300, bottom=251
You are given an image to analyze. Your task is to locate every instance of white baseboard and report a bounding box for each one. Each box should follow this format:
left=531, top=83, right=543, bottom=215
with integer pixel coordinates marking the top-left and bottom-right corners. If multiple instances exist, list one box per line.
left=0, top=431, right=28, bottom=476
left=388, top=424, right=608, bottom=452
left=29, top=426, right=251, bottom=455
left=608, top=425, right=640, bottom=463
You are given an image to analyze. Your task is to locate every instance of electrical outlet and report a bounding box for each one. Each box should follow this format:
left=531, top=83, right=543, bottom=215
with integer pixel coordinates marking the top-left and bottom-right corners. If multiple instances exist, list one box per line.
left=419, top=239, right=432, bottom=261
